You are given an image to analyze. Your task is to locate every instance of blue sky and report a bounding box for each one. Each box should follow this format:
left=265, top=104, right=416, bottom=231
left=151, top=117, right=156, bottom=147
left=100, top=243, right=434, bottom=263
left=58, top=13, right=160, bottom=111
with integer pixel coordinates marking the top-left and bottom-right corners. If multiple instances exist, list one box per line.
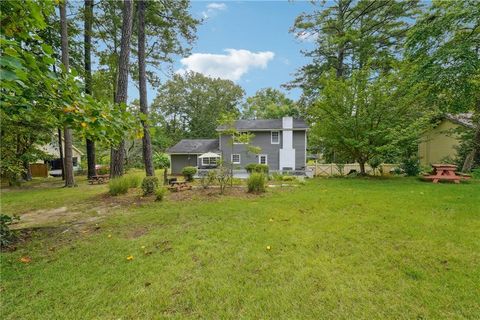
left=128, top=1, right=316, bottom=104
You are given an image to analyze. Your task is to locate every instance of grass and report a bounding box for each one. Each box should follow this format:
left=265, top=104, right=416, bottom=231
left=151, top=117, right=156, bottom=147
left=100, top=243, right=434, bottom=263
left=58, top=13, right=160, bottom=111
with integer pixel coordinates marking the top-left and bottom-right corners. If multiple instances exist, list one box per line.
left=1, top=176, right=479, bottom=319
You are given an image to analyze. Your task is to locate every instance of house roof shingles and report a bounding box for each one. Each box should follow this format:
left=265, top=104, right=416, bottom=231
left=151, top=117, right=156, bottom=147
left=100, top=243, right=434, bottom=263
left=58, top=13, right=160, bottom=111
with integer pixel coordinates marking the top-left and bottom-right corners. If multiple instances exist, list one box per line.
left=167, top=139, right=219, bottom=154
left=216, top=118, right=308, bottom=131
left=445, top=113, right=474, bottom=129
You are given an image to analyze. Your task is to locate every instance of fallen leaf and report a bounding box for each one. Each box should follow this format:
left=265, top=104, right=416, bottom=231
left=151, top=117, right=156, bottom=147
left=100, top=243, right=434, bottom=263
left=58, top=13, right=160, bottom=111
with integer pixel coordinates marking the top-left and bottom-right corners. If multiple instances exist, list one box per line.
left=108, top=234, right=112, bottom=238
left=269, top=218, right=274, bottom=222
left=266, top=246, right=271, bottom=251
left=20, top=256, right=31, bottom=263
left=126, top=255, right=134, bottom=261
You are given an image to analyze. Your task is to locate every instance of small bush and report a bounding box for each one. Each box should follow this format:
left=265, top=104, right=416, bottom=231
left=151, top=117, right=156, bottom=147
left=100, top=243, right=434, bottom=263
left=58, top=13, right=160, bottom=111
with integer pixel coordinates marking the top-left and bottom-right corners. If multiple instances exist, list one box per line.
left=126, top=175, right=141, bottom=188
left=1, top=214, right=19, bottom=248
left=108, top=175, right=141, bottom=196
left=247, top=172, right=266, bottom=193
left=109, top=177, right=130, bottom=195
left=401, top=156, right=420, bottom=176
left=282, top=175, right=297, bottom=182
left=155, top=187, right=168, bottom=201
left=182, top=166, right=197, bottom=182
left=199, top=170, right=216, bottom=189
left=97, top=166, right=109, bottom=175
left=472, top=168, right=480, bottom=179
left=142, top=176, right=159, bottom=195
left=245, top=163, right=269, bottom=174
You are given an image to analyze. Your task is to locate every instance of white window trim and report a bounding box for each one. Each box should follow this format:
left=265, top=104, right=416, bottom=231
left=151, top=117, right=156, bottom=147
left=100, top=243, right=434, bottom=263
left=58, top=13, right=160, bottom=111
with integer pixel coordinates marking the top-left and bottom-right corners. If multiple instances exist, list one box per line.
left=271, top=131, right=280, bottom=144
left=258, top=154, right=268, bottom=165
left=231, top=154, right=241, bottom=164
left=202, top=157, right=217, bottom=166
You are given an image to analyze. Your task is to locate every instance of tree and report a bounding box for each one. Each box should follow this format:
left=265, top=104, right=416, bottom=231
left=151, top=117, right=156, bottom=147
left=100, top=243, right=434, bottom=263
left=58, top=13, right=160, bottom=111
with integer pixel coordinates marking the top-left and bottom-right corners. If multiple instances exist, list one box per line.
left=242, top=88, right=300, bottom=119
left=405, top=0, right=480, bottom=171
left=151, top=71, right=244, bottom=143
left=60, top=0, right=75, bottom=187
left=110, top=0, right=134, bottom=178
left=0, top=1, right=139, bottom=185
left=289, top=0, right=418, bottom=104
left=84, top=0, right=96, bottom=179
left=137, top=0, right=154, bottom=177
left=308, top=68, right=429, bottom=175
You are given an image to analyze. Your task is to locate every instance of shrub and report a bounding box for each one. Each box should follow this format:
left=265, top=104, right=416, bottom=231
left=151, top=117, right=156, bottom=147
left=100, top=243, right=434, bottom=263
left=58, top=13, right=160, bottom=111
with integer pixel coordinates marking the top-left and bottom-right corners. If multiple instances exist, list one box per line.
left=126, top=175, right=141, bottom=188
left=1, top=214, right=19, bottom=248
left=247, top=172, right=266, bottom=193
left=472, top=168, right=480, bottom=179
left=282, top=175, right=297, bottom=182
left=142, top=176, right=159, bottom=195
left=182, top=166, right=197, bottom=182
left=155, top=187, right=168, bottom=201
left=109, top=177, right=130, bottom=195
left=199, top=170, right=216, bottom=189
left=245, top=163, right=269, bottom=174
left=97, top=166, right=109, bottom=175
left=400, top=156, right=420, bottom=176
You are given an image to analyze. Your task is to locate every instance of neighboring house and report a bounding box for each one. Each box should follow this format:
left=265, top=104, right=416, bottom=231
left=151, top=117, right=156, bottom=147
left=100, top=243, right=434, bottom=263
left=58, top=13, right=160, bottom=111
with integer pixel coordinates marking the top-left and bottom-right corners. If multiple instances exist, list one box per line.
left=418, top=113, right=474, bottom=166
left=35, top=134, right=84, bottom=176
left=167, top=117, right=308, bottom=174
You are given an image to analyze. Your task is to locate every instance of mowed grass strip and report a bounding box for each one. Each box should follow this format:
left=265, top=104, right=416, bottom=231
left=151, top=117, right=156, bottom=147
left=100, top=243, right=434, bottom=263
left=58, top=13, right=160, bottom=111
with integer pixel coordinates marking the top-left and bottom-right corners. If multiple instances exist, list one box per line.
left=1, top=177, right=479, bottom=319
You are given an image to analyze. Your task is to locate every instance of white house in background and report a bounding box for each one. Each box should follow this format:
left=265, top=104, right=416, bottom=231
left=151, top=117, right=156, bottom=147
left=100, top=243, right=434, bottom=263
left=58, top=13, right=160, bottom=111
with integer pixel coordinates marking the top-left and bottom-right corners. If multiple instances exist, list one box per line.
left=167, top=117, right=308, bottom=175
left=36, top=133, right=84, bottom=176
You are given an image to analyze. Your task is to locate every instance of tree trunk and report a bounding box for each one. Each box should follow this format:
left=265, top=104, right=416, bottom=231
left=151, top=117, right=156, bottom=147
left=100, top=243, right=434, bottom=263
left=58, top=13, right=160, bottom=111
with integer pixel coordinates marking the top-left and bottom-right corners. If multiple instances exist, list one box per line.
left=110, top=0, right=133, bottom=178
left=60, top=1, right=75, bottom=187
left=84, top=0, right=96, bottom=179
left=57, top=128, right=64, bottom=180
left=22, top=160, right=32, bottom=181
left=137, top=0, right=154, bottom=177
left=462, top=103, right=480, bottom=172
left=359, top=161, right=366, bottom=175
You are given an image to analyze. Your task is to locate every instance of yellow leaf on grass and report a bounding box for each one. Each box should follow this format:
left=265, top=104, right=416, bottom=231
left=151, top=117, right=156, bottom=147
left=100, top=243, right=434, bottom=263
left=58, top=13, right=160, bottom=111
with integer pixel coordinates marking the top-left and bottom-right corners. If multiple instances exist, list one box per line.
left=126, top=255, right=134, bottom=261
left=20, top=256, right=31, bottom=263
left=266, top=246, right=271, bottom=251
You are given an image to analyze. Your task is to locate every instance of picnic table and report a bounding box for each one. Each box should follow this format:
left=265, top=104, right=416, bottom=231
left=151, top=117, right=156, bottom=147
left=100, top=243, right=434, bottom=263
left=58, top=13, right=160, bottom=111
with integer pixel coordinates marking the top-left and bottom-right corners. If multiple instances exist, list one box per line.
left=88, top=174, right=110, bottom=184
left=422, top=164, right=470, bottom=184
left=168, top=180, right=192, bottom=192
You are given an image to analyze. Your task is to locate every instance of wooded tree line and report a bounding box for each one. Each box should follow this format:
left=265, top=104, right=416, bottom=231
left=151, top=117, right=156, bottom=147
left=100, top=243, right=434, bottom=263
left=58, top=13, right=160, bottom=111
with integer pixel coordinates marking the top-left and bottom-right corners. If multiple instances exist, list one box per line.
left=290, top=0, right=479, bottom=174
left=1, top=0, right=479, bottom=183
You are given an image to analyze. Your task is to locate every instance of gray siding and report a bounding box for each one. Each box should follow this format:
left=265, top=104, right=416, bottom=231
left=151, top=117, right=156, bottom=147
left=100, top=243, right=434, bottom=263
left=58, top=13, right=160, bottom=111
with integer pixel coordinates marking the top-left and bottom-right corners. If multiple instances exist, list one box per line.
left=170, top=154, right=198, bottom=174
left=293, top=130, right=306, bottom=169
left=220, top=131, right=282, bottom=170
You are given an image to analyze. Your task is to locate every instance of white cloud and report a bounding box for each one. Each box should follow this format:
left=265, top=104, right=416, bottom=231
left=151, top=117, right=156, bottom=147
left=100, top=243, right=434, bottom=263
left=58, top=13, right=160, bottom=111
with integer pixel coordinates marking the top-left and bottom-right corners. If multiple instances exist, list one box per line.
left=177, top=49, right=275, bottom=81
left=202, top=2, right=227, bottom=19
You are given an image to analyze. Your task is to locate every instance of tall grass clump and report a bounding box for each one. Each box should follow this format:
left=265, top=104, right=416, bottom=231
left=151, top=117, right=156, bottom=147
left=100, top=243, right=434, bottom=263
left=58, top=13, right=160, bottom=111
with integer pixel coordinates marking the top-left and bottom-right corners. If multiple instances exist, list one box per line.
left=109, top=175, right=141, bottom=196
left=247, top=172, right=266, bottom=193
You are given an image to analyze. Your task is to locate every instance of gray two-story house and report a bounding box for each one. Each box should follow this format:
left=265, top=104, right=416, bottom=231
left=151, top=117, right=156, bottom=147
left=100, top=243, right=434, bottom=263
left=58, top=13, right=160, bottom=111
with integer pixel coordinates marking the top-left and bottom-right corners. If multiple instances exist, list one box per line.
left=167, top=117, right=308, bottom=174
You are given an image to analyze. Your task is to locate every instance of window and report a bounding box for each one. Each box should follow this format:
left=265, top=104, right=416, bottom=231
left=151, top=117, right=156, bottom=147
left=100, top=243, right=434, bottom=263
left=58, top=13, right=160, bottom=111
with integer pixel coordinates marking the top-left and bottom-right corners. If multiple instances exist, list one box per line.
left=231, top=154, right=241, bottom=164
left=259, top=154, right=268, bottom=165
left=271, top=131, right=280, bottom=144
left=202, top=157, right=217, bottom=166
left=72, top=157, right=78, bottom=167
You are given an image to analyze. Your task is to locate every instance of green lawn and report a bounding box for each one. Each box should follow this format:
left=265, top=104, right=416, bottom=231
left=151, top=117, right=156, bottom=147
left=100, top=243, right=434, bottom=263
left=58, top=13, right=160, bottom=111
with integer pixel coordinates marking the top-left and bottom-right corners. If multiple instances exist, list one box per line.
left=1, top=176, right=479, bottom=319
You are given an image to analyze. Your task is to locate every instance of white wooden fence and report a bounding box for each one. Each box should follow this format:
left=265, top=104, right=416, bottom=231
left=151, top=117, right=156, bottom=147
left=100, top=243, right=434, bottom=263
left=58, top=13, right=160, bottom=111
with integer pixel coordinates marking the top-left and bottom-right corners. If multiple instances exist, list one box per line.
left=307, top=163, right=398, bottom=176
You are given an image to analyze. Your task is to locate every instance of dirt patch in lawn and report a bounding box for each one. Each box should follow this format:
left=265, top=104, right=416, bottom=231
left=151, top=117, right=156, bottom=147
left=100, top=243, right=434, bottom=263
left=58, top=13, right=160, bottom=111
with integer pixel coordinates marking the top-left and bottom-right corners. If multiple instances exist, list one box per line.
left=125, top=226, right=149, bottom=239
left=166, top=186, right=263, bottom=202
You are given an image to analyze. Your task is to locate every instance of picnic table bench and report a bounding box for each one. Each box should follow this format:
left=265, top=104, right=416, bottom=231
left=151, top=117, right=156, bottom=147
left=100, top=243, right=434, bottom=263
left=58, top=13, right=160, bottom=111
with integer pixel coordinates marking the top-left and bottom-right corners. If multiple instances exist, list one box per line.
left=88, top=174, right=110, bottom=185
left=422, top=164, right=470, bottom=184
left=168, top=180, right=192, bottom=192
